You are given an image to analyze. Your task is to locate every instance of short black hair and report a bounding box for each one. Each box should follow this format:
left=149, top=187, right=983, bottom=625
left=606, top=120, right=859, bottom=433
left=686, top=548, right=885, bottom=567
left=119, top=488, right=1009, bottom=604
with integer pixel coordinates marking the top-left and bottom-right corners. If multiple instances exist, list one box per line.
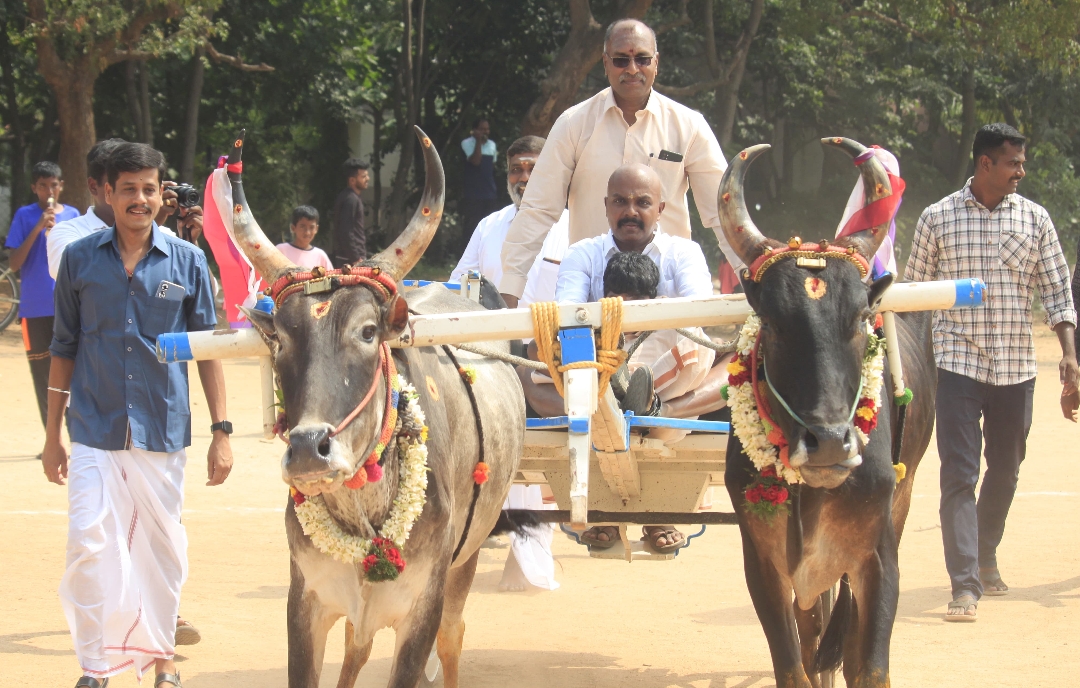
left=472, top=116, right=489, bottom=129
left=604, top=251, right=659, bottom=299
left=87, top=138, right=126, bottom=183
left=604, top=18, right=657, bottom=52
left=32, top=161, right=62, bottom=182
left=343, top=157, right=369, bottom=178
left=106, top=142, right=167, bottom=187
left=291, top=205, right=319, bottom=225
left=507, top=135, right=545, bottom=161
left=973, top=123, right=1026, bottom=164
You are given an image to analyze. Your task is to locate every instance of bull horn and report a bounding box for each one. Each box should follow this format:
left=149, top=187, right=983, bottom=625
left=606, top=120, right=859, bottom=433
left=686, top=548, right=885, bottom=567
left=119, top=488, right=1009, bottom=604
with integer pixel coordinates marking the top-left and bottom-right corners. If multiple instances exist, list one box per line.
left=371, top=126, right=444, bottom=281
left=228, top=129, right=298, bottom=285
left=717, top=144, right=772, bottom=268
left=821, top=137, right=893, bottom=259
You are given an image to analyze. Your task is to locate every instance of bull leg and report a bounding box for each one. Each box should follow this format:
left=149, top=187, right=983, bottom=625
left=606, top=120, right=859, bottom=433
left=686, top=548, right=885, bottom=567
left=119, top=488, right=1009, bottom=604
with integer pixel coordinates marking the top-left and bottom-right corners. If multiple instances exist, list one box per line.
left=793, top=597, right=825, bottom=688
left=844, top=534, right=900, bottom=688
left=335, top=620, right=374, bottom=688
left=437, top=549, right=481, bottom=688
left=388, top=576, right=448, bottom=688
left=288, top=559, right=341, bottom=688
left=739, top=528, right=812, bottom=688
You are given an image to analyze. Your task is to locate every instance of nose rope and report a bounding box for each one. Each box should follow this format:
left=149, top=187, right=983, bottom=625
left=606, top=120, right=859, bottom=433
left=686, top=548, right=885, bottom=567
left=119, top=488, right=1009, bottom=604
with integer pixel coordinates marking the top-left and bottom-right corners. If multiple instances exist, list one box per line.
left=762, top=358, right=864, bottom=430
left=329, top=343, right=392, bottom=438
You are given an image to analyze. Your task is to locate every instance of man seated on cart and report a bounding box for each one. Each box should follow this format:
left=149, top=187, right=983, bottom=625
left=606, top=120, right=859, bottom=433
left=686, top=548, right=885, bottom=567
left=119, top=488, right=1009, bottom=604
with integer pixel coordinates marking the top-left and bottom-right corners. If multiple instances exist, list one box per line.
left=518, top=164, right=732, bottom=553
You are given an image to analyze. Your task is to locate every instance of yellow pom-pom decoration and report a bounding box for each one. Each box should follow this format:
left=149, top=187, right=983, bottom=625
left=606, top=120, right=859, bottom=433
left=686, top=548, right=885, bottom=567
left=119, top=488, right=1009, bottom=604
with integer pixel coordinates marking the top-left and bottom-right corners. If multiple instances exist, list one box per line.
left=893, top=463, right=907, bottom=483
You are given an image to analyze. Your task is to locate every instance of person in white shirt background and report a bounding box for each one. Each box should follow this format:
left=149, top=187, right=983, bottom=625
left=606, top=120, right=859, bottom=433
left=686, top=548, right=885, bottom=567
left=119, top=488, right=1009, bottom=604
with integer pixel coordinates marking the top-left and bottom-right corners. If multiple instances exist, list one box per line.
left=275, top=205, right=334, bottom=270
left=451, top=134, right=569, bottom=302
left=48, top=138, right=200, bottom=280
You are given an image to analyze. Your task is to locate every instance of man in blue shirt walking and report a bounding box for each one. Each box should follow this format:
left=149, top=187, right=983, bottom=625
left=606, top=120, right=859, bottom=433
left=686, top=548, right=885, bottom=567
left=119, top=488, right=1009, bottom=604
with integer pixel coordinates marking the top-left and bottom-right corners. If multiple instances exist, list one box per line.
left=5, top=161, right=79, bottom=428
left=41, top=143, right=233, bottom=688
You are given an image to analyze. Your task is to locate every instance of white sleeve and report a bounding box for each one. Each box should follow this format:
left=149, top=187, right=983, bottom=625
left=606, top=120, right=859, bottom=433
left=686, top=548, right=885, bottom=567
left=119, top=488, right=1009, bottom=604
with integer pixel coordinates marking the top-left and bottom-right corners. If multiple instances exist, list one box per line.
left=676, top=242, right=715, bottom=299
left=450, top=221, right=485, bottom=282
left=555, top=244, right=593, bottom=304
left=47, top=221, right=78, bottom=280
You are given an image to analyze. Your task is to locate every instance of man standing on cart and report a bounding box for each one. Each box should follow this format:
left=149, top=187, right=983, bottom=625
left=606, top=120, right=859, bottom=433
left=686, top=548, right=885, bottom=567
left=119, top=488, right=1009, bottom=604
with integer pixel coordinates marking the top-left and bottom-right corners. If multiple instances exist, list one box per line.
left=497, top=18, right=736, bottom=307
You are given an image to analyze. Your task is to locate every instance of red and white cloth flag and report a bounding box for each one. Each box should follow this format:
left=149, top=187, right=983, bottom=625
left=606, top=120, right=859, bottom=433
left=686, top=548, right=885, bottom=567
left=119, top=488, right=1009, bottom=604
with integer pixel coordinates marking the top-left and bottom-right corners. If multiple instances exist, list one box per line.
left=202, top=160, right=262, bottom=327
left=834, top=146, right=906, bottom=278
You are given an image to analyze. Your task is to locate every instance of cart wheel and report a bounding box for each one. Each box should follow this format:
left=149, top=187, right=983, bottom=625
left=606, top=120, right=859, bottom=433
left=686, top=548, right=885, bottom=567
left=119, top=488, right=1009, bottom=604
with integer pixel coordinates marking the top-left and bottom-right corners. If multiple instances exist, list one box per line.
left=0, top=264, right=20, bottom=333
left=817, top=584, right=837, bottom=688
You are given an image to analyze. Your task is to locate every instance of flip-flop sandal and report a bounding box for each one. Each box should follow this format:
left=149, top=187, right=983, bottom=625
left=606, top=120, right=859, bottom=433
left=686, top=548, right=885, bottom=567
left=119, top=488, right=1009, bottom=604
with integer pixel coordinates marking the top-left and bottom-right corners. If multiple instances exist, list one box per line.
left=642, top=526, right=687, bottom=554
left=580, top=526, right=620, bottom=550
left=155, top=673, right=182, bottom=688
left=980, top=568, right=1009, bottom=596
left=175, top=618, right=202, bottom=645
left=945, top=594, right=978, bottom=623
left=75, top=678, right=108, bottom=688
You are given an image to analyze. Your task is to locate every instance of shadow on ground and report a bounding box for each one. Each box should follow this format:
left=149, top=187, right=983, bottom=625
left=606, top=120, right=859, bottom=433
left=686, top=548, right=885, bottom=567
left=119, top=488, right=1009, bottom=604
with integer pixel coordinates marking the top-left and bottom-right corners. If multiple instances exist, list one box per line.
left=184, top=651, right=777, bottom=688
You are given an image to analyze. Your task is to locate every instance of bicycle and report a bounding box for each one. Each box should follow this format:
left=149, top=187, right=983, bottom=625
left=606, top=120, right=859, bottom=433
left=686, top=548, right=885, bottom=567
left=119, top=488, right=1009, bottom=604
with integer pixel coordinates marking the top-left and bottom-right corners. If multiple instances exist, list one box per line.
left=0, top=249, right=21, bottom=333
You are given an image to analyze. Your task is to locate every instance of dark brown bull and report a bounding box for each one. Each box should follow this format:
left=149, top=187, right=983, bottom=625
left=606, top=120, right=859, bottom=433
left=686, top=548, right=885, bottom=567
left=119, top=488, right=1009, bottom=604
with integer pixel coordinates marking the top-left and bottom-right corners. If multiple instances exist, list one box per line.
left=719, top=139, right=935, bottom=688
left=232, top=128, right=526, bottom=688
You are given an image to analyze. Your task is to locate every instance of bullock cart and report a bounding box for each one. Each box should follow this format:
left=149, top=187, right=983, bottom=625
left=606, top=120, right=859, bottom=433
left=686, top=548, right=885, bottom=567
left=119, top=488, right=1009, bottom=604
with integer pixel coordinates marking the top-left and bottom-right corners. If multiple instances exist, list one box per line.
left=157, top=275, right=983, bottom=564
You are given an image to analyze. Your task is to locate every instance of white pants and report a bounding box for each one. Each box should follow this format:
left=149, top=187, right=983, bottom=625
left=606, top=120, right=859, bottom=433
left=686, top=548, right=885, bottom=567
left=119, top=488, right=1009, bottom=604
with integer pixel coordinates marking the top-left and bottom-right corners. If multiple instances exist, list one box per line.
left=60, top=443, right=188, bottom=679
left=504, top=485, right=559, bottom=590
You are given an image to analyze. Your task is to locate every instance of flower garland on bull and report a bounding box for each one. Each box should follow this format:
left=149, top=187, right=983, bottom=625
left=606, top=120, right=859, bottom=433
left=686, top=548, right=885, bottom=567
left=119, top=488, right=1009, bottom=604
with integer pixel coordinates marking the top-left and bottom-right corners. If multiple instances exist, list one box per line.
left=269, top=264, right=431, bottom=581
left=719, top=240, right=891, bottom=521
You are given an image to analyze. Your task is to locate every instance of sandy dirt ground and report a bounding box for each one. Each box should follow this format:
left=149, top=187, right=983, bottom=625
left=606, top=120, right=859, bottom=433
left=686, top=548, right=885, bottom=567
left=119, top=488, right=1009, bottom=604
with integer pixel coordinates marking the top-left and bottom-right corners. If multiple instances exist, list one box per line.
left=1, top=324, right=1078, bottom=688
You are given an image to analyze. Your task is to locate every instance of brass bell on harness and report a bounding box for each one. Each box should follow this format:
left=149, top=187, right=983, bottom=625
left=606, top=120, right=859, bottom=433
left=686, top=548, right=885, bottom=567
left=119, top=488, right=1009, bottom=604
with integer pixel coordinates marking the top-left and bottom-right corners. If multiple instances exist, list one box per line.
left=788, top=237, right=802, bottom=250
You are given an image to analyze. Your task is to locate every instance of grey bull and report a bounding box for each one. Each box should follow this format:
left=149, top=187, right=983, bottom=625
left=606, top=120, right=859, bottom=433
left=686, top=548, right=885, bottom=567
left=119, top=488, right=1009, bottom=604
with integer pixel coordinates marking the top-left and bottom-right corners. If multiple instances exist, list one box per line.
left=231, top=127, right=526, bottom=688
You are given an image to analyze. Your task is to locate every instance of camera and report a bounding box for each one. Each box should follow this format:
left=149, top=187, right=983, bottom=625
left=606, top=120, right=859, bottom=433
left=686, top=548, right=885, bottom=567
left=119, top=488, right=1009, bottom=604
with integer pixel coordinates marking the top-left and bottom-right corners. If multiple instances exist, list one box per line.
left=172, top=183, right=201, bottom=208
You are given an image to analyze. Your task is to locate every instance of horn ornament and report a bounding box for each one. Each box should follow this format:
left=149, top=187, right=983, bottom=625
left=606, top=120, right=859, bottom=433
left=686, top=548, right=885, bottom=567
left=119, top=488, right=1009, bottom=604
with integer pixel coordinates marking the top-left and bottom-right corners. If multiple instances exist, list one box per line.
left=371, top=126, right=445, bottom=281
left=228, top=129, right=298, bottom=286
left=821, top=137, right=894, bottom=259
left=716, top=144, right=773, bottom=268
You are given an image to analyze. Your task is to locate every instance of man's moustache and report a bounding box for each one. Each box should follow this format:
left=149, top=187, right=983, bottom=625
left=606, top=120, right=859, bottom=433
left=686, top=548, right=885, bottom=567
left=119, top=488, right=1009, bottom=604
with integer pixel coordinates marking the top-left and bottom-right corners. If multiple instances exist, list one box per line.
left=618, top=218, right=644, bottom=229
left=127, top=205, right=151, bottom=213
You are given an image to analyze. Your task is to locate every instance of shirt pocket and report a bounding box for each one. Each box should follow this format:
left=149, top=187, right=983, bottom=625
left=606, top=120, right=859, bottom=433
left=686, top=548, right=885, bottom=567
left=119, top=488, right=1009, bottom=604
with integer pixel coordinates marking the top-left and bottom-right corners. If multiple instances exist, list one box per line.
left=650, top=158, right=685, bottom=196
left=139, top=297, right=183, bottom=340
left=998, top=230, right=1033, bottom=271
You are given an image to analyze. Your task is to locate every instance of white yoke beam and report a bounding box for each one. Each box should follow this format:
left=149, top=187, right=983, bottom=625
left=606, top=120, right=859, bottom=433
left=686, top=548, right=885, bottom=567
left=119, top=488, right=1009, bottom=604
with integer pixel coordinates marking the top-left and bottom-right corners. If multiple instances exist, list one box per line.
left=157, top=279, right=985, bottom=363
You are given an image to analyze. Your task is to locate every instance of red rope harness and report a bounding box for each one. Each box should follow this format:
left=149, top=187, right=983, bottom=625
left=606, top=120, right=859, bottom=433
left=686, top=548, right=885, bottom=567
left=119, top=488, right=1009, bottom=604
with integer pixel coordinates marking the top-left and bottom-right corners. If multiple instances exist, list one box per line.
left=332, top=343, right=394, bottom=438
left=269, top=265, right=397, bottom=309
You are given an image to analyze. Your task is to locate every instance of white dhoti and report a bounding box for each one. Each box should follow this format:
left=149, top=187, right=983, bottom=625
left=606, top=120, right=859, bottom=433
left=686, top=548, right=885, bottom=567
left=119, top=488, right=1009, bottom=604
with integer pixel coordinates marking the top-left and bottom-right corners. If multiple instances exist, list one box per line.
left=60, top=443, right=187, bottom=680
left=503, top=485, right=559, bottom=590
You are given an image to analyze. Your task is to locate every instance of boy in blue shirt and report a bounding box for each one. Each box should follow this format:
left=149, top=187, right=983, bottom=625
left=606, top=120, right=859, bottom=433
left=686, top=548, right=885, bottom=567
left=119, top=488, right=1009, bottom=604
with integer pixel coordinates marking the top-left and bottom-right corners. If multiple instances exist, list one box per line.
left=5, top=161, right=78, bottom=428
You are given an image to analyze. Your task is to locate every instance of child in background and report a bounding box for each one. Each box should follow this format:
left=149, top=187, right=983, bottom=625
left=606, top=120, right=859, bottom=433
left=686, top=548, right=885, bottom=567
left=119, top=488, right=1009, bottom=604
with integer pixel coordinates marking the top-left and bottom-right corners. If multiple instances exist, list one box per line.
left=276, top=205, right=333, bottom=270
left=5, top=161, right=79, bottom=430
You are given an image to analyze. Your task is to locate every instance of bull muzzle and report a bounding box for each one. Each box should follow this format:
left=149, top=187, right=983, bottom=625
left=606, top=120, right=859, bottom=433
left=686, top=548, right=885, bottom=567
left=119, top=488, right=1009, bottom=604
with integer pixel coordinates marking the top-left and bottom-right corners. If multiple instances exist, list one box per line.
left=282, top=423, right=355, bottom=495
left=788, top=423, right=862, bottom=489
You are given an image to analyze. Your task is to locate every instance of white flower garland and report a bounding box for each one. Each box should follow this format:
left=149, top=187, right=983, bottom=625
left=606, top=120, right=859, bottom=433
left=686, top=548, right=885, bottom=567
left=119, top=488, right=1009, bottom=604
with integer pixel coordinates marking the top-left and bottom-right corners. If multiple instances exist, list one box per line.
left=293, top=376, right=429, bottom=564
left=727, top=314, right=886, bottom=484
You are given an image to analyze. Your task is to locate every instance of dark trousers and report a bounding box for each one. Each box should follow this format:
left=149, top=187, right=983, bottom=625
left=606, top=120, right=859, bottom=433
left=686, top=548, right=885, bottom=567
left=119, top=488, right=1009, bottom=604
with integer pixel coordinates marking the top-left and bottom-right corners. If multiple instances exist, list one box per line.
left=21, top=315, right=53, bottom=428
left=460, top=197, right=500, bottom=252
left=936, top=369, right=1035, bottom=599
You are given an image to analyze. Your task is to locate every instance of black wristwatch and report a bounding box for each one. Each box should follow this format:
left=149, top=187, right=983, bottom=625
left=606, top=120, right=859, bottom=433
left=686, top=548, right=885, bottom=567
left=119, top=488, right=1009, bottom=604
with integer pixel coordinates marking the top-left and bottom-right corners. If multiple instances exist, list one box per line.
left=211, top=420, right=233, bottom=435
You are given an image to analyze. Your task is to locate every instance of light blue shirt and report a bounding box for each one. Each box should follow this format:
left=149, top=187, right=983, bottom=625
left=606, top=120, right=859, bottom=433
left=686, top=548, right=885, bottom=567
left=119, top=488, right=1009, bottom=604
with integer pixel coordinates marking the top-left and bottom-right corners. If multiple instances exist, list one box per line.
left=461, top=137, right=497, bottom=158
left=555, top=230, right=713, bottom=304
left=51, top=226, right=218, bottom=452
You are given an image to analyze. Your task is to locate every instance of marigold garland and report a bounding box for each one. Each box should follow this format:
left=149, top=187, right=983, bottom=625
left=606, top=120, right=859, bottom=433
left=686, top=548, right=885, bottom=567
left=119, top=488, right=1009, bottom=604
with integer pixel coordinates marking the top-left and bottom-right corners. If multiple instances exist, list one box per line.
left=291, top=376, right=429, bottom=580
left=728, top=314, right=889, bottom=519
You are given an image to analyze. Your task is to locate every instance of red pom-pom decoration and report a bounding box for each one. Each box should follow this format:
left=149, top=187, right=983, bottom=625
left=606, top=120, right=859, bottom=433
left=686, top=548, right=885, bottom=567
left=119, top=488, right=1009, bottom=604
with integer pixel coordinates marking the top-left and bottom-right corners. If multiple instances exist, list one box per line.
left=473, top=462, right=490, bottom=485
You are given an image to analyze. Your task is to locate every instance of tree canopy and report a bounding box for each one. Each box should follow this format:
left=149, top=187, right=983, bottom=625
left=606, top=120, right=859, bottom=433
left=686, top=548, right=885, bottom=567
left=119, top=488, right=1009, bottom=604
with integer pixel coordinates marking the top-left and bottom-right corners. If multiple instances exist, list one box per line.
left=2, top=0, right=1080, bottom=270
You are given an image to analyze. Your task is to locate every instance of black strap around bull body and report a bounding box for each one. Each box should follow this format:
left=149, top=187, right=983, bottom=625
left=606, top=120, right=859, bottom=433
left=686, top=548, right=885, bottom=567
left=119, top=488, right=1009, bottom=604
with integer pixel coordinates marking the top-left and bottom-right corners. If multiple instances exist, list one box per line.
left=441, top=344, right=487, bottom=563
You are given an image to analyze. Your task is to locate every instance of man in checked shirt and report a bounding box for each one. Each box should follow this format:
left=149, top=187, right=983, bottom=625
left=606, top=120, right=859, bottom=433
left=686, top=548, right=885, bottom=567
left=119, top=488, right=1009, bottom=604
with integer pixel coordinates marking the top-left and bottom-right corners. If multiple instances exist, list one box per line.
left=906, top=123, right=1078, bottom=622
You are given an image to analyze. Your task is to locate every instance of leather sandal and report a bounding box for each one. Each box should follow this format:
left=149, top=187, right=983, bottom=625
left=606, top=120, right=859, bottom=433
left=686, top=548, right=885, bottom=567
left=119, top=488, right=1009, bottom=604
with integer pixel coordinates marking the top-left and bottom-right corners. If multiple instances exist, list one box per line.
left=75, top=678, right=108, bottom=688
left=155, top=673, right=182, bottom=688
left=621, top=366, right=655, bottom=416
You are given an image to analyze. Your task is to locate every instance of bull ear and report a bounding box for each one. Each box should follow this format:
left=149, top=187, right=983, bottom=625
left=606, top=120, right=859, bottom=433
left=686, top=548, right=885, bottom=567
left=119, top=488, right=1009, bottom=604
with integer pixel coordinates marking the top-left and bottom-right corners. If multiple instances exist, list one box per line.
left=239, top=305, right=277, bottom=339
left=866, top=273, right=894, bottom=310
left=381, top=294, right=410, bottom=338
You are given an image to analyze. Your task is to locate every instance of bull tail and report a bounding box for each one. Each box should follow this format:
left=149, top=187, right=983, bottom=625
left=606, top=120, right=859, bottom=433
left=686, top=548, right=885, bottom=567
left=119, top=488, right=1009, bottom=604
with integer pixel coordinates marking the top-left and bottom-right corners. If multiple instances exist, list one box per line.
left=813, top=575, right=852, bottom=674
left=490, top=509, right=546, bottom=538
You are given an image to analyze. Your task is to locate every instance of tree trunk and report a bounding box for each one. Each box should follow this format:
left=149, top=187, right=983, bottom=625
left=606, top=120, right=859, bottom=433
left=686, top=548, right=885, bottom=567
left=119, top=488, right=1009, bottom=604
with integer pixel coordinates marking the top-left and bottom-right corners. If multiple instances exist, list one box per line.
left=0, top=19, right=27, bottom=210
left=371, top=105, right=383, bottom=236
left=954, top=66, right=977, bottom=189
left=386, top=0, right=420, bottom=238
left=519, top=0, right=654, bottom=137
left=181, top=45, right=206, bottom=183
left=713, top=0, right=764, bottom=149
left=138, top=60, right=154, bottom=146
left=126, top=60, right=145, bottom=142
left=51, top=70, right=96, bottom=211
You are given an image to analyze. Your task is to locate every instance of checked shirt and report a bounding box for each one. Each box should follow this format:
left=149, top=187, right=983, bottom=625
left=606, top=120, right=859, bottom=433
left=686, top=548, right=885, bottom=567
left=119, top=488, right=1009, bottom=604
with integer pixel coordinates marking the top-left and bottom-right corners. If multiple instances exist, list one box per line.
left=904, top=180, right=1076, bottom=386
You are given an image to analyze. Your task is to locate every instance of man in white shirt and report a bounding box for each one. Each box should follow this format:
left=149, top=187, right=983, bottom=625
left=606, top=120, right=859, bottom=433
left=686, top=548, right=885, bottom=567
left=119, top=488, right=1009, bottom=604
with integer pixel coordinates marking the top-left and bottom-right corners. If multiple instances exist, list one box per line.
left=451, top=135, right=569, bottom=301
left=49, top=139, right=197, bottom=279
left=499, top=18, right=735, bottom=306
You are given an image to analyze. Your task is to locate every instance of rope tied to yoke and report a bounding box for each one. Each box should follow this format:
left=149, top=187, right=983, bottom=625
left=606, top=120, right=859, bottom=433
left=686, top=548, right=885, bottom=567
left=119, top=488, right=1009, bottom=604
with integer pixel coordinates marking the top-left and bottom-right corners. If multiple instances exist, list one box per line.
left=530, top=297, right=627, bottom=399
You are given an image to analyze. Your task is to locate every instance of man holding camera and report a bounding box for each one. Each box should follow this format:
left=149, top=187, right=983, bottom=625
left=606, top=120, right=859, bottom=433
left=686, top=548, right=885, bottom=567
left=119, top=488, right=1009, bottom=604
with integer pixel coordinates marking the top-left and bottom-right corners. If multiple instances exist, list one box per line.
left=49, top=139, right=203, bottom=280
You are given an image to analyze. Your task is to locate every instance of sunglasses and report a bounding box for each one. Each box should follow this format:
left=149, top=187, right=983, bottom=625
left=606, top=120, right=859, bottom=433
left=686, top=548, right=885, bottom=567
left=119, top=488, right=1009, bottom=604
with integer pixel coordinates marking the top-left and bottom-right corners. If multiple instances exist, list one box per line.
left=606, top=53, right=655, bottom=69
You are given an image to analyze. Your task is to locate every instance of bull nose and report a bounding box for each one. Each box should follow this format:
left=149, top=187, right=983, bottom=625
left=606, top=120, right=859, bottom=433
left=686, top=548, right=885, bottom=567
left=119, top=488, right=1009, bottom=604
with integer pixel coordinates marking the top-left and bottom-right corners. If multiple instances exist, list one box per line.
left=794, top=424, right=854, bottom=467
left=286, top=423, right=337, bottom=473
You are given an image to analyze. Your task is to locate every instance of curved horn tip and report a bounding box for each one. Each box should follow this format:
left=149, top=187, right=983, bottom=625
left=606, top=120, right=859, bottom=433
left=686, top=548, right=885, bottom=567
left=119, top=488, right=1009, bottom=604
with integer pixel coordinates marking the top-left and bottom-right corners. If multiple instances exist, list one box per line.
left=734, top=143, right=772, bottom=163
left=413, top=125, right=432, bottom=148
left=821, top=136, right=870, bottom=156
left=228, top=129, right=247, bottom=165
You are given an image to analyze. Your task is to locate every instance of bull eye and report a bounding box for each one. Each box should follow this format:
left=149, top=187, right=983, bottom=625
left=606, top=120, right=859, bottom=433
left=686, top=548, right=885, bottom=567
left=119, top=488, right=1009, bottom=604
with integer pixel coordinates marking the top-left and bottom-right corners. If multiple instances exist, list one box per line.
left=360, top=324, right=377, bottom=342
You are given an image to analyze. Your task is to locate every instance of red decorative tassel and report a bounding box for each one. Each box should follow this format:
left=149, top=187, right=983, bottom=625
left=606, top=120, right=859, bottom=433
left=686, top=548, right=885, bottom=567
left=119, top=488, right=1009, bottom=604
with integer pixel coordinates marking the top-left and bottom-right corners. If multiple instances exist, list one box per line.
left=365, top=462, right=383, bottom=483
